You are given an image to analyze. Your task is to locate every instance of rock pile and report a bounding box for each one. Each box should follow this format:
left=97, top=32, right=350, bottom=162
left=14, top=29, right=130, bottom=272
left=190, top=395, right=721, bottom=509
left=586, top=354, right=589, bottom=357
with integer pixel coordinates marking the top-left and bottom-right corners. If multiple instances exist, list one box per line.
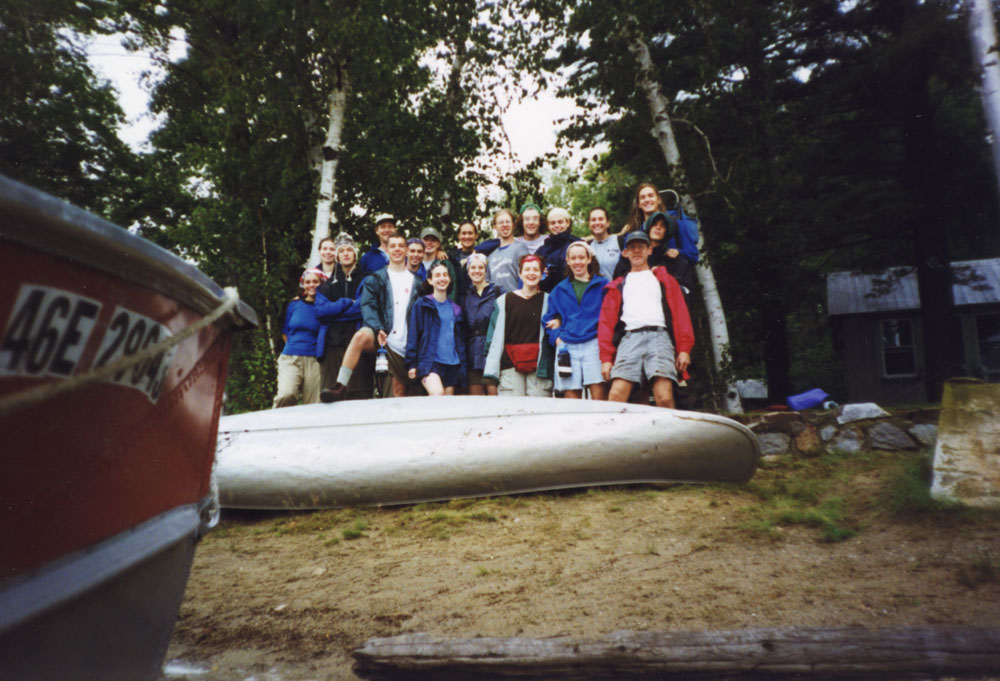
left=732, top=402, right=939, bottom=462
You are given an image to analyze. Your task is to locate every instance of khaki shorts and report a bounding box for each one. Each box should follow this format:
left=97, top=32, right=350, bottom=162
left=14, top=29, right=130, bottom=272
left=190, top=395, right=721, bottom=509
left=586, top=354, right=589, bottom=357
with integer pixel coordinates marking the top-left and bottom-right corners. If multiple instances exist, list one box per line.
left=498, top=368, right=552, bottom=397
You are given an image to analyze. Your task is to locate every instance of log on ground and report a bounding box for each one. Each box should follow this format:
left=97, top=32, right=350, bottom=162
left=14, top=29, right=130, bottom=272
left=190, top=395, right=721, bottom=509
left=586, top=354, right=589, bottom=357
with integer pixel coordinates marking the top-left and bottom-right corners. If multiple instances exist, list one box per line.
left=352, top=627, right=1000, bottom=680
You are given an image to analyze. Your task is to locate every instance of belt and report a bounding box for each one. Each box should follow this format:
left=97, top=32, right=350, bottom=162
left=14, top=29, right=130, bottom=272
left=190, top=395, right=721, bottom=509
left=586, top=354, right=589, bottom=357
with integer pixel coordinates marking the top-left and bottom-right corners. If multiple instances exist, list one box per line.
left=627, top=325, right=666, bottom=333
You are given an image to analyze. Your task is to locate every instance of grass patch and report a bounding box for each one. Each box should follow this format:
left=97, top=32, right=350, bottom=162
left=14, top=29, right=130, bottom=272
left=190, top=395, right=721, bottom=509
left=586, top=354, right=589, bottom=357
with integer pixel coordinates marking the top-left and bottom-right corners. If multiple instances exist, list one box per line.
left=342, top=520, right=368, bottom=540
left=735, top=449, right=891, bottom=543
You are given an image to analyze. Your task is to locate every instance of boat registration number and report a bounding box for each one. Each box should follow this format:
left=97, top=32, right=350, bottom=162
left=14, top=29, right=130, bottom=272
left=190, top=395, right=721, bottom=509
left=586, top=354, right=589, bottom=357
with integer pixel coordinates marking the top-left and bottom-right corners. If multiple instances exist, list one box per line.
left=0, top=285, right=176, bottom=402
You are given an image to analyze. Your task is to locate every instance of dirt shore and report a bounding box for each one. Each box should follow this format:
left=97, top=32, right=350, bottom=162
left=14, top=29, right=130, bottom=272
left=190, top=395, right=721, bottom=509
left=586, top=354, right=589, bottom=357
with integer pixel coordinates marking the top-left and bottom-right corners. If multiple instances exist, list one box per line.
left=160, top=451, right=1000, bottom=681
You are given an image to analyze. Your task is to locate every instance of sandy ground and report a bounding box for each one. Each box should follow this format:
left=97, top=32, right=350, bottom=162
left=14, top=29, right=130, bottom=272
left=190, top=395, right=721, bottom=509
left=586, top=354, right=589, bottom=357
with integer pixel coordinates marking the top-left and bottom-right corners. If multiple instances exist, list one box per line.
left=158, top=463, right=1000, bottom=681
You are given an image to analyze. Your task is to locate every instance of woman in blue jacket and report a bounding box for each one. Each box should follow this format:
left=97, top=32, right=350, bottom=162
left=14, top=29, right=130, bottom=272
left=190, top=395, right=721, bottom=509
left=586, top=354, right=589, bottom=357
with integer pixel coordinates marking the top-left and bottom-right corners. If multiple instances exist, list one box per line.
left=542, top=242, right=609, bottom=400
left=460, top=253, right=501, bottom=395
left=273, top=268, right=328, bottom=407
left=405, top=262, right=468, bottom=396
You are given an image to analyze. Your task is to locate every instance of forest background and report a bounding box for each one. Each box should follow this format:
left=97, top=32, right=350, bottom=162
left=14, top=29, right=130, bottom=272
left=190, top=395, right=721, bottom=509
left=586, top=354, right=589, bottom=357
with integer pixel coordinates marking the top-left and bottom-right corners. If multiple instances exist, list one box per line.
left=3, top=0, right=1000, bottom=413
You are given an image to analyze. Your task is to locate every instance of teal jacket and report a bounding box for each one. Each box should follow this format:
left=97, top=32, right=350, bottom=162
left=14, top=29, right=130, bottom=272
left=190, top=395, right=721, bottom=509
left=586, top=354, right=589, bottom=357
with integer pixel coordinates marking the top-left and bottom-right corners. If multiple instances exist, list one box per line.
left=483, top=292, right=554, bottom=382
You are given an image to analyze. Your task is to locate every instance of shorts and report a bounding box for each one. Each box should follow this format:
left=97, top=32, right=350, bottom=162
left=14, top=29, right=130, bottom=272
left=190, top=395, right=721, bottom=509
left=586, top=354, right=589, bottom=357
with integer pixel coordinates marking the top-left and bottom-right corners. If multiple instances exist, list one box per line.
left=467, top=368, right=485, bottom=386
left=610, top=327, right=677, bottom=384
left=424, top=362, right=463, bottom=388
left=383, top=347, right=425, bottom=396
left=498, top=367, right=552, bottom=397
left=553, top=337, right=604, bottom=392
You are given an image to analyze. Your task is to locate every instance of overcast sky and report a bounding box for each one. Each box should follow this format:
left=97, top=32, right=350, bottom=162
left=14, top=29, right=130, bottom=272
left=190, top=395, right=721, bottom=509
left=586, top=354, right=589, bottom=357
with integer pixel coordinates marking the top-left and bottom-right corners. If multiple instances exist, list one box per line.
left=86, top=33, right=587, bottom=171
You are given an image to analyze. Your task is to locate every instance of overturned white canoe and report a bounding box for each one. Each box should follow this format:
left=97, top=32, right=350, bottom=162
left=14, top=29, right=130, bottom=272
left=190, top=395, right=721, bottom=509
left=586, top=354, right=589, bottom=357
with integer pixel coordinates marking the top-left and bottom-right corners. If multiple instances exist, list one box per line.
left=216, top=396, right=760, bottom=509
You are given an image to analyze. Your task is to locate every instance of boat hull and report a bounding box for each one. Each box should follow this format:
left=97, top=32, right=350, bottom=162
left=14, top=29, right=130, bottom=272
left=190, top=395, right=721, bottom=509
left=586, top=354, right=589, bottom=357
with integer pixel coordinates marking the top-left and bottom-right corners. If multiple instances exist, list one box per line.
left=0, top=176, right=255, bottom=680
left=216, top=397, right=760, bottom=509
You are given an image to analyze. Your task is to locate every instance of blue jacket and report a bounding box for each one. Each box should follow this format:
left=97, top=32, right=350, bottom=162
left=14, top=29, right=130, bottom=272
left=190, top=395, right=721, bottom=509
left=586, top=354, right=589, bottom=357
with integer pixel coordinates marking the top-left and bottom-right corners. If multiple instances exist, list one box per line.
left=360, top=245, right=389, bottom=276
left=405, top=295, right=468, bottom=382
left=280, top=299, right=325, bottom=358
left=542, top=275, right=609, bottom=347
left=536, top=232, right=582, bottom=293
left=460, top=283, right=501, bottom=372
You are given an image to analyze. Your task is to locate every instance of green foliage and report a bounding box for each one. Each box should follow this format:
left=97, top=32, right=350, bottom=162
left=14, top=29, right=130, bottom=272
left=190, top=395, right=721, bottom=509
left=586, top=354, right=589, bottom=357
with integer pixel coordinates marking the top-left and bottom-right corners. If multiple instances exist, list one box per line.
left=536, top=155, right=637, bottom=235
left=0, top=0, right=142, bottom=222
left=536, top=0, right=999, bottom=402
left=224, top=330, right=279, bottom=414
left=342, top=520, right=368, bottom=540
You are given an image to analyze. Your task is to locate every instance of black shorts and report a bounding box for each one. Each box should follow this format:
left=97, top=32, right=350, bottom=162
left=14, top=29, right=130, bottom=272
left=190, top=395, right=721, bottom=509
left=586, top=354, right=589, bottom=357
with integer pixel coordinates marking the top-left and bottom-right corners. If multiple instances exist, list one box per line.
left=427, top=362, right=463, bottom=388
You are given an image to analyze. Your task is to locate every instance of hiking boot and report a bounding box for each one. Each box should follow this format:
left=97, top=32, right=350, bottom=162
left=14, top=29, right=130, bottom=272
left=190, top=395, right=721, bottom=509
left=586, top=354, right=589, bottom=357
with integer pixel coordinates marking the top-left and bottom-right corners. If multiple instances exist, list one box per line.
left=320, top=384, right=347, bottom=403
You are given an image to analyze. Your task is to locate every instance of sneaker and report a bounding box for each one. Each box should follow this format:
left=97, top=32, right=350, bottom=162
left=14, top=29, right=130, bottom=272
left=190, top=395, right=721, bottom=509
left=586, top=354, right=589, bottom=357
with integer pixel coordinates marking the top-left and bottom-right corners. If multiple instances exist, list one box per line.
left=320, top=384, right=347, bottom=403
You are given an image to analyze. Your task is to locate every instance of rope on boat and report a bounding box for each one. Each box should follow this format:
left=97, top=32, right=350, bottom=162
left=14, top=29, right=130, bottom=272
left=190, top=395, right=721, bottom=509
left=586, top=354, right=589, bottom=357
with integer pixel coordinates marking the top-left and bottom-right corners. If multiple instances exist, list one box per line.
left=0, top=287, right=241, bottom=419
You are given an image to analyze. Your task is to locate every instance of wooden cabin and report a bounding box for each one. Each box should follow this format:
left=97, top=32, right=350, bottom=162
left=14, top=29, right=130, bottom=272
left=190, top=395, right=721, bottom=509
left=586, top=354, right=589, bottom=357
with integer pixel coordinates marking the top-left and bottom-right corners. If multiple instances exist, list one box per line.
left=827, top=258, right=1000, bottom=405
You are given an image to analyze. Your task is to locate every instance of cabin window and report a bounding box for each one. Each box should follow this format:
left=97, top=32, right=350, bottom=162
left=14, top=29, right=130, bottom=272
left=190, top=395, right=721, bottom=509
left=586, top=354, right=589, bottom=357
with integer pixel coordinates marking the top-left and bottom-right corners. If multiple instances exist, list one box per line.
left=977, top=314, right=1000, bottom=374
left=881, top=319, right=916, bottom=378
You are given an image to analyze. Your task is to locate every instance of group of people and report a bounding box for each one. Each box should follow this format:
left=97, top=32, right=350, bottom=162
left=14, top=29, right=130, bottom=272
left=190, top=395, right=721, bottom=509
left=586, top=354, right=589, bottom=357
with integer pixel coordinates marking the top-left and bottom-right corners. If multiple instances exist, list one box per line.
left=272, top=182, right=698, bottom=410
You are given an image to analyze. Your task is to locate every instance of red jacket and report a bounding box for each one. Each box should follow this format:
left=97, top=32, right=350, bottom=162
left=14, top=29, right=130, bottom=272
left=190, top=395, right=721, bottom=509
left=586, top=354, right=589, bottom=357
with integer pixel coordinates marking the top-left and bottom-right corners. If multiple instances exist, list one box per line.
left=597, top=266, right=694, bottom=374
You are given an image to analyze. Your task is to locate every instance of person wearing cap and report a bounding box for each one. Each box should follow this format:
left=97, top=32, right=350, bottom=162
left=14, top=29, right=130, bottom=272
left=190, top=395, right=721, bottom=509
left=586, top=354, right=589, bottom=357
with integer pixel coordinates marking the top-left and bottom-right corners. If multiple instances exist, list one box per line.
left=542, top=241, right=610, bottom=400
left=515, top=203, right=548, bottom=255
left=483, top=254, right=554, bottom=396
left=273, top=268, right=328, bottom=407
left=360, top=212, right=398, bottom=275
left=322, top=234, right=422, bottom=402
left=315, top=233, right=373, bottom=400
left=420, top=226, right=458, bottom=300
left=486, top=208, right=529, bottom=294
left=597, top=231, right=694, bottom=409
left=587, top=206, right=621, bottom=280
left=536, top=206, right=582, bottom=293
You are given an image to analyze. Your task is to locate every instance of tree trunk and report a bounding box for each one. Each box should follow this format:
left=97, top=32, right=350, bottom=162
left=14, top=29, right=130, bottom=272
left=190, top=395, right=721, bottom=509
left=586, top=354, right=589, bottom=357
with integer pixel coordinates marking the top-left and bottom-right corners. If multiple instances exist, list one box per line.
left=352, top=627, right=1000, bottom=681
left=624, top=18, right=742, bottom=413
left=308, top=66, right=349, bottom=266
left=969, top=0, right=1000, bottom=208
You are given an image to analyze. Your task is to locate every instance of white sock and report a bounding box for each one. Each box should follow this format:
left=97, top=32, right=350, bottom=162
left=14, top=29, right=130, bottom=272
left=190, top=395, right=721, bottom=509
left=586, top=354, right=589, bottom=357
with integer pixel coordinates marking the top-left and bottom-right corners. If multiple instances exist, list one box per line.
left=336, top=366, right=353, bottom=386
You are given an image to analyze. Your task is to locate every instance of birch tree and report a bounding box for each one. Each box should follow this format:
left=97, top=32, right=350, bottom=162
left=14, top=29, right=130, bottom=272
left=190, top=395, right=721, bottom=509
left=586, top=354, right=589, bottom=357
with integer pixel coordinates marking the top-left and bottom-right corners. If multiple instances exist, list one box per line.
left=309, top=64, right=349, bottom=263
left=968, top=0, right=1000, bottom=205
left=623, top=17, right=742, bottom=413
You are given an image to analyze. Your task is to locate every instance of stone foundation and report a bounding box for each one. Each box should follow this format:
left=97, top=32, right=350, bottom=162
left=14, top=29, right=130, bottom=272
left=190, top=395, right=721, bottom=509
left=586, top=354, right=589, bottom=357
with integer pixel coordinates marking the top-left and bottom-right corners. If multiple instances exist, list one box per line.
left=731, top=403, right=940, bottom=463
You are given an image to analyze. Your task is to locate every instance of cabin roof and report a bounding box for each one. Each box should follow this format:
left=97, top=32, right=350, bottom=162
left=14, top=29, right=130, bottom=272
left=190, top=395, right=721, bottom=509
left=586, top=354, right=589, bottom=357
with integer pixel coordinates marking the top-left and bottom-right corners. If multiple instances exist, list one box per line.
left=826, top=258, right=1000, bottom=316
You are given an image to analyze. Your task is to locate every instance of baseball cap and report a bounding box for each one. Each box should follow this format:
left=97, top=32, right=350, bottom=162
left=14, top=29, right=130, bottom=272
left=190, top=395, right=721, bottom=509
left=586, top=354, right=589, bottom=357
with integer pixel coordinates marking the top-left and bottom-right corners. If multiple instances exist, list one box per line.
left=420, top=227, right=443, bottom=242
left=624, top=231, right=651, bottom=246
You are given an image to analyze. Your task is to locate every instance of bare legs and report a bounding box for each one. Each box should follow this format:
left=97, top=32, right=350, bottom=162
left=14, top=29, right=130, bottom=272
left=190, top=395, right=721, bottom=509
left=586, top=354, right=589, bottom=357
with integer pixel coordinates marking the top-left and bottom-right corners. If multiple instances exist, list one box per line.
left=608, top=377, right=673, bottom=407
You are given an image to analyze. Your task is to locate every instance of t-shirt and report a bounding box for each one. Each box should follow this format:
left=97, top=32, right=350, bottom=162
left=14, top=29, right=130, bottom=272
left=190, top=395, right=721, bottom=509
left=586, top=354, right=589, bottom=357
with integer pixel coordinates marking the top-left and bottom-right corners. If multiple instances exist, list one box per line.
left=500, top=291, right=543, bottom=371
left=433, top=299, right=460, bottom=365
left=591, top=236, right=621, bottom=281
left=518, top=234, right=548, bottom=255
left=488, top=241, right=528, bottom=294
left=621, top=270, right=665, bottom=331
left=386, top=268, right=414, bottom=355
left=571, top=278, right=588, bottom=303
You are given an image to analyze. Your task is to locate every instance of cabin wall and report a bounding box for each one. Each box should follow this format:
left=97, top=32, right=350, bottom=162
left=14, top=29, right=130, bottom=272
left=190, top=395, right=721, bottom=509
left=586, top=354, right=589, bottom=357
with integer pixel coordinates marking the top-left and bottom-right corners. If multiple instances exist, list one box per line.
left=839, top=315, right=927, bottom=405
